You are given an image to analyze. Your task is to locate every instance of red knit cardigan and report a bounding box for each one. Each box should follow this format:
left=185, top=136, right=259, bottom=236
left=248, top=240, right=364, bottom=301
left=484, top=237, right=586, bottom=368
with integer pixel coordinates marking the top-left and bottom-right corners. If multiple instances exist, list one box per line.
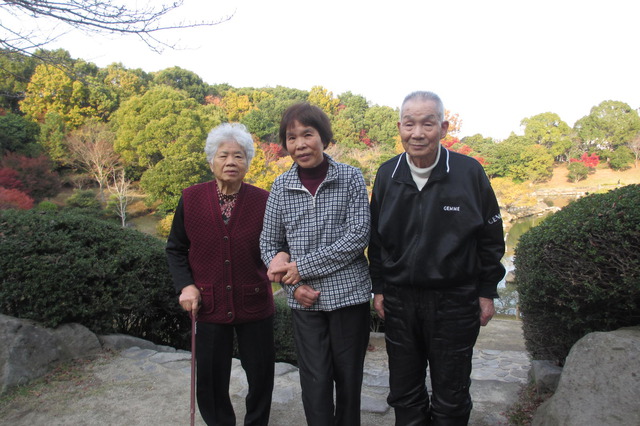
left=183, top=181, right=274, bottom=324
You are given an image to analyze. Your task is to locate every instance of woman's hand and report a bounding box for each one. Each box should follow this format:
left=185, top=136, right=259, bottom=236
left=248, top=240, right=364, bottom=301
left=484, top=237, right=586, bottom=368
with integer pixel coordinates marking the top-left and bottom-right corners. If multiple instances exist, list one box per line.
left=179, top=284, right=201, bottom=316
left=267, top=251, right=290, bottom=282
left=293, top=285, right=320, bottom=307
left=270, top=260, right=301, bottom=285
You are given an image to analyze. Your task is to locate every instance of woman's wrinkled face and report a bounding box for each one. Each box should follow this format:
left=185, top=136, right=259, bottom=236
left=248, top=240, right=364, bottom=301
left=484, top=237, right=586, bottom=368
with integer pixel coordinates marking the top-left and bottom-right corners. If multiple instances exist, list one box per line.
left=285, top=120, right=325, bottom=168
left=210, top=141, right=248, bottom=185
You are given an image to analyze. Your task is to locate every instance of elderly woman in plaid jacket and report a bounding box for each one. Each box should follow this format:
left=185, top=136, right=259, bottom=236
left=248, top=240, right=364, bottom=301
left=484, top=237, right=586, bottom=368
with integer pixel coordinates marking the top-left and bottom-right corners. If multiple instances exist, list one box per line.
left=260, top=103, right=372, bottom=426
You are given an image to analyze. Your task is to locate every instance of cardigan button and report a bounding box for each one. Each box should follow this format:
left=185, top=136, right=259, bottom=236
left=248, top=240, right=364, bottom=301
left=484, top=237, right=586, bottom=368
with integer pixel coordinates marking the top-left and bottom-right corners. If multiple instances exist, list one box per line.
left=224, top=260, right=230, bottom=265
left=227, top=312, right=233, bottom=318
left=226, top=285, right=232, bottom=291
left=254, top=287, right=260, bottom=293
left=223, top=236, right=228, bottom=241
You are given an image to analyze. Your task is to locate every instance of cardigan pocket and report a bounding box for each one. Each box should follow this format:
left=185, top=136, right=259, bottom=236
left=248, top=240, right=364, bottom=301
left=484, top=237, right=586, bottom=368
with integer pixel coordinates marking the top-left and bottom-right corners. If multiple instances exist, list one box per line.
left=242, top=281, right=269, bottom=314
left=196, top=284, right=214, bottom=314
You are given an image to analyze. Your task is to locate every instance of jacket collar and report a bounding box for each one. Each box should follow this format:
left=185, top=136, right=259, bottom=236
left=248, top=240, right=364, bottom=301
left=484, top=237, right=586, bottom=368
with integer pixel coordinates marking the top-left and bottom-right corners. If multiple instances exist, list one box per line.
left=391, top=145, right=450, bottom=185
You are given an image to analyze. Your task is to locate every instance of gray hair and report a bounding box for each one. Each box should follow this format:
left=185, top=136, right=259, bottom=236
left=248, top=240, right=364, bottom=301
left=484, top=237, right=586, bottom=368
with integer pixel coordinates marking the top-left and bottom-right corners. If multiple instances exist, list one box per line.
left=400, top=91, right=445, bottom=122
left=204, top=122, right=255, bottom=164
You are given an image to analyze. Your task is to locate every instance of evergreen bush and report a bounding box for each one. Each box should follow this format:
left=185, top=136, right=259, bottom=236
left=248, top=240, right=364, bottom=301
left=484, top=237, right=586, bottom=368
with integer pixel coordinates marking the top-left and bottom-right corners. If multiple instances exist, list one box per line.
left=0, top=209, right=190, bottom=349
left=64, top=189, right=102, bottom=212
left=608, top=146, right=634, bottom=171
left=0, top=209, right=297, bottom=362
left=515, top=184, right=640, bottom=364
left=566, top=161, right=589, bottom=182
left=272, top=295, right=297, bottom=364
left=35, top=200, right=59, bottom=211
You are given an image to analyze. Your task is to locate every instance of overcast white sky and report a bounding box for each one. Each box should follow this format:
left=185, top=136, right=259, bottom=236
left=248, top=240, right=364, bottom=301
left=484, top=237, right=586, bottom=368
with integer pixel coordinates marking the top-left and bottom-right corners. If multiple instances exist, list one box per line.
left=44, top=0, right=640, bottom=140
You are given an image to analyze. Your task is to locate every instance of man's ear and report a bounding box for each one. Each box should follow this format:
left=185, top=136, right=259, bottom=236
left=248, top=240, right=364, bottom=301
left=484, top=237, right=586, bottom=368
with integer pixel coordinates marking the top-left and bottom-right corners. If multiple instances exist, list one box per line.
left=440, top=121, right=450, bottom=139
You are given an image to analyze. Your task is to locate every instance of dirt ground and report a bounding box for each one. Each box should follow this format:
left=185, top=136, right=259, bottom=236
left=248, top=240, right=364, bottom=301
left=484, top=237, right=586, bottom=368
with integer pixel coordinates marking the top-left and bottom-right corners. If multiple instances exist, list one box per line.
left=537, top=162, right=640, bottom=191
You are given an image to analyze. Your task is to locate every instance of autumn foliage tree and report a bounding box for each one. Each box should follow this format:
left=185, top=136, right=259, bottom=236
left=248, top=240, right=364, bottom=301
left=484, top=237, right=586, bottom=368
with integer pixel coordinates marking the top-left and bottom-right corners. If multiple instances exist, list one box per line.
left=570, top=153, right=600, bottom=169
left=0, top=152, right=61, bottom=201
left=0, top=168, right=23, bottom=191
left=0, top=187, right=34, bottom=210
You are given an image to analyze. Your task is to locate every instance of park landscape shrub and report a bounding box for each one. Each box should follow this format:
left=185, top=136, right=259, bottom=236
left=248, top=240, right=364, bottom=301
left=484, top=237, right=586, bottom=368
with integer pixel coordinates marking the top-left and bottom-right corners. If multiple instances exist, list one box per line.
left=514, top=184, right=640, bottom=364
left=0, top=209, right=296, bottom=362
left=0, top=209, right=190, bottom=349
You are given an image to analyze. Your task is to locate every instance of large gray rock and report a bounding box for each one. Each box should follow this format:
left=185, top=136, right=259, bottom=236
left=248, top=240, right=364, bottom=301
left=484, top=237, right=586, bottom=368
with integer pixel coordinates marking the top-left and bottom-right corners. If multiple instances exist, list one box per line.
left=529, top=360, right=562, bottom=394
left=99, top=333, right=176, bottom=353
left=532, top=326, right=640, bottom=426
left=0, top=315, right=101, bottom=394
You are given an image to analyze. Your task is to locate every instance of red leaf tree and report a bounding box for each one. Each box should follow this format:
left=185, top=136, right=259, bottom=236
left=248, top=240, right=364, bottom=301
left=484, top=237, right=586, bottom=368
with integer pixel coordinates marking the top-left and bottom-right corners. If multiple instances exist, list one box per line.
left=569, top=153, right=600, bottom=169
left=0, top=187, right=34, bottom=210
left=0, top=153, right=61, bottom=201
left=0, top=168, right=24, bottom=191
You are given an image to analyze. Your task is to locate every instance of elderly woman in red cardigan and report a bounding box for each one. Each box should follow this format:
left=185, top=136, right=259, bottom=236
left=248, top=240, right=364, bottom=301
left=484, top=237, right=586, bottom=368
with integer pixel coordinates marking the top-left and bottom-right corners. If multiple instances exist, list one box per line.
left=166, top=122, right=274, bottom=426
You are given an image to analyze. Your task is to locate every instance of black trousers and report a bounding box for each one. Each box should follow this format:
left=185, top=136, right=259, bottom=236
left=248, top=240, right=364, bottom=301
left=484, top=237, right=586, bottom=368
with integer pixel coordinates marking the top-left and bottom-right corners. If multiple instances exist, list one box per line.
left=195, top=316, right=275, bottom=426
left=383, top=284, right=480, bottom=426
left=292, top=302, right=371, bottom=426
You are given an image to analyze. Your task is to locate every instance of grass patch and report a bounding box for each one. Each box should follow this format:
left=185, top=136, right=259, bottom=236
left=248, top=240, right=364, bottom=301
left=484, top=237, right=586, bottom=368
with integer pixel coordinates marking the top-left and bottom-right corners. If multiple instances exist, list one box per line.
left=505, top=382, right=553, bottom=425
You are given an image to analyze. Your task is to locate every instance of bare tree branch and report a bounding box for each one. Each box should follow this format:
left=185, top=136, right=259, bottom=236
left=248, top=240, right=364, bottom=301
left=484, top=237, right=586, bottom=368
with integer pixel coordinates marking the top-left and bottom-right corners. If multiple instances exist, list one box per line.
left=107, top=167, right=133, bottom=227
left=1, top=0, right=233, bottom=54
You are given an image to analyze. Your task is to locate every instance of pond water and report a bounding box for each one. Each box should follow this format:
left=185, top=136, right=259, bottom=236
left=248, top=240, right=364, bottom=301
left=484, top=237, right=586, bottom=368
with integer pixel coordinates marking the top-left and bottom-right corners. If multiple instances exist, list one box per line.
left=495, top=195, right=583, bottom=316
left=496, top=213, right=552, bottom=316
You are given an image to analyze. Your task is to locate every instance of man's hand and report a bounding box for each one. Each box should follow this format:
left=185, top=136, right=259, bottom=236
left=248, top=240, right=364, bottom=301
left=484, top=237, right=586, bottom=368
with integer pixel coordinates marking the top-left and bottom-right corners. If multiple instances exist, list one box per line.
left=479, top=297, right=495, bottom=326
left=373, top=294, right=385, bottom=320
left=267, top=251, right=290, bottom=282
left=293, top=285, right=320, bottom=307
left=179, top=284, right=201, bottom=316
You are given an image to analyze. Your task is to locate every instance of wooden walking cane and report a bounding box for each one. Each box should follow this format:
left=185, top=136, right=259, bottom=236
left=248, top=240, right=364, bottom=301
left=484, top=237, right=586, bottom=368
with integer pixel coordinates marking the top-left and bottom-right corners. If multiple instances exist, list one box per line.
left=190, top=312, right=197, bottom=426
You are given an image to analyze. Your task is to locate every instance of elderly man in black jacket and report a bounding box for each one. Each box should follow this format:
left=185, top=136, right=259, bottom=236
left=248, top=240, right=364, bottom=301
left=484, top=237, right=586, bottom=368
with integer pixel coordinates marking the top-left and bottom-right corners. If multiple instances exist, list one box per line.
left=369, top=91, right=505, bottom=426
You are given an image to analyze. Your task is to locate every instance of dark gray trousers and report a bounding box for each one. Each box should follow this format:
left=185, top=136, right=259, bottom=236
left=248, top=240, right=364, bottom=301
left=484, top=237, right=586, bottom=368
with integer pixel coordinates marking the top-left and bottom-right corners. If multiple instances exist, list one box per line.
left=292, top=302, right=371, bottom=426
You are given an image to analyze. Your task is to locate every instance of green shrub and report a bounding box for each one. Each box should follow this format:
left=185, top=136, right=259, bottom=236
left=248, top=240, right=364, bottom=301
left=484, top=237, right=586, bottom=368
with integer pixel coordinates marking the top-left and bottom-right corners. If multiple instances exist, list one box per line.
left=272, top=295, right=297, bottom=364
left=515, top=184, right=640, bottom=364
left=566, top=161, right=589, bottom=183
left=64, top=189, right=101, bottom=212
left=35, top=200, right=59, bottom=211
left=156, top=213, right=174, bottom=239
left=608, top=146, right=634, bottom=171
left=0, top=209, right=298, bottom=363
left=0, top=210, right=190, bottom=349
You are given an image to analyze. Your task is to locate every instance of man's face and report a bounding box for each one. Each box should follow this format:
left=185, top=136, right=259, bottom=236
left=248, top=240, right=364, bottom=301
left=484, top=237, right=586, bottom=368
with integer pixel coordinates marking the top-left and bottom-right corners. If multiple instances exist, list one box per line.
left=398, top=99, right=449, bottom=168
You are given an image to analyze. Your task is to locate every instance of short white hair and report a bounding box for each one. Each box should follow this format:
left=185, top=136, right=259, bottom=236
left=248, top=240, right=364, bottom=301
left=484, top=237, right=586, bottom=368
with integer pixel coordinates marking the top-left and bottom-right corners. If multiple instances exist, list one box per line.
left=204, top=122, right=255, bottom=164
left=400, top=91, right=445, bottom=122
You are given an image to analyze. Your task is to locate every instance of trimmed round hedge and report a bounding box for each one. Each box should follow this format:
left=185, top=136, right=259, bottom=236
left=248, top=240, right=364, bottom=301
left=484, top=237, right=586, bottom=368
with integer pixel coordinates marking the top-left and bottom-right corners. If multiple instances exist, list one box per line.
left=515, top=184, right=640, bottom=364
left=0, top=209, right=190, bottom=349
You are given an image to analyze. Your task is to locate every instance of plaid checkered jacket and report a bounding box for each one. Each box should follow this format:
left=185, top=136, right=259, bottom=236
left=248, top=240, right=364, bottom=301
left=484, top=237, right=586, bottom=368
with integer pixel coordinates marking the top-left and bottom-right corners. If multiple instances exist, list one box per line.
left=260, top=154, right=372, bottom=311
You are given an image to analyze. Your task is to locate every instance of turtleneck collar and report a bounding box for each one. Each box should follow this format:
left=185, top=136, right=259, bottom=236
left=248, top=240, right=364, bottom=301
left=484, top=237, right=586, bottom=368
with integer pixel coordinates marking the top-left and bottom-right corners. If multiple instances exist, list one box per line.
left=297, top=156, right=329, bottom=196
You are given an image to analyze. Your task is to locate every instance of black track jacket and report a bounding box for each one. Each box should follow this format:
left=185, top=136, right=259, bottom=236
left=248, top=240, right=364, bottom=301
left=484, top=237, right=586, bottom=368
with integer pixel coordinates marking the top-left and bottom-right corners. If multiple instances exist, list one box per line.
left=369, top=146, right=505, bottom=299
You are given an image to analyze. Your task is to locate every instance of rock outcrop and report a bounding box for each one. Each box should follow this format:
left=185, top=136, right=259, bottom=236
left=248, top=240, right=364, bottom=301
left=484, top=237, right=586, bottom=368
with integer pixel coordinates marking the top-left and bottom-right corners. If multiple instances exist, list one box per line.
left=0, top=314, right=101, bottom=394
left=532, top=326, right=640, bottom=426
left=0, top=314, right=181, bottom=395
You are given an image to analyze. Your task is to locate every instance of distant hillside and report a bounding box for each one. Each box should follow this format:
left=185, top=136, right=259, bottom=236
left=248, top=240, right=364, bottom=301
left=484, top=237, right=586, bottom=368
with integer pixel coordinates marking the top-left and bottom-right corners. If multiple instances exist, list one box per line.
left=535, top=163, right=640, bottom=193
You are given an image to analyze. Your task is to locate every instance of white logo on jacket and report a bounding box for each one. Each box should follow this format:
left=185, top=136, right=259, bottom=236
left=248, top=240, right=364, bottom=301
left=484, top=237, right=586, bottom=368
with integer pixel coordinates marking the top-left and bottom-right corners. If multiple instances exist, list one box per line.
left=487, top=214, right=502, bottom=225
left=443, top=205, right=461, bottom=211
